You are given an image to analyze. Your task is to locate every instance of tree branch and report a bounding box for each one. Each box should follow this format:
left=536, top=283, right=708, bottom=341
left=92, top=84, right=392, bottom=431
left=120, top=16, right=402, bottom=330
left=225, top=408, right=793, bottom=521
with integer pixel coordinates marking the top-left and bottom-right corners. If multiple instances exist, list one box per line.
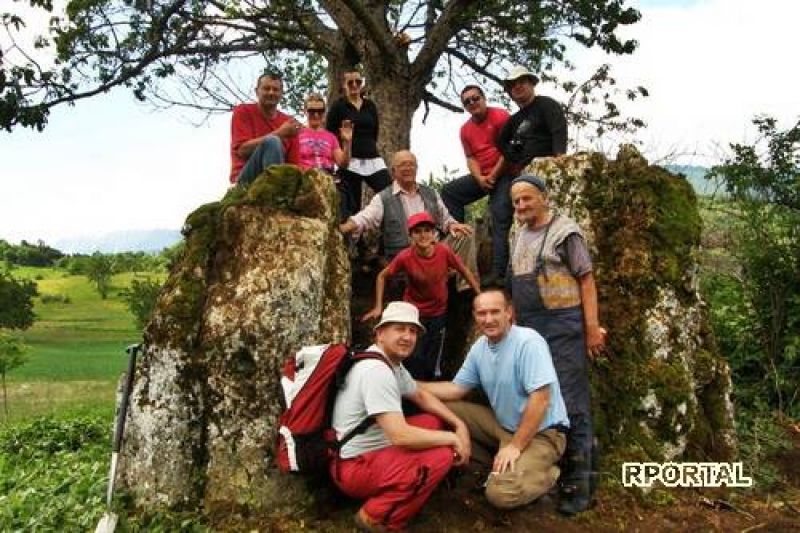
left=413, top=0, right=478, bottom=79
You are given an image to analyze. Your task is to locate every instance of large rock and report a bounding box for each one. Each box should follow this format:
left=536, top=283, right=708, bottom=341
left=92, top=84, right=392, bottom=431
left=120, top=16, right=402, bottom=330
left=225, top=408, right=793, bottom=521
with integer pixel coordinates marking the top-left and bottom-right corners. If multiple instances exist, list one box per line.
left=120, top=166, right=350, bottom=509
left=527, top=146, right=736, bottom=464
left=120, top=149, right=736, bottom=513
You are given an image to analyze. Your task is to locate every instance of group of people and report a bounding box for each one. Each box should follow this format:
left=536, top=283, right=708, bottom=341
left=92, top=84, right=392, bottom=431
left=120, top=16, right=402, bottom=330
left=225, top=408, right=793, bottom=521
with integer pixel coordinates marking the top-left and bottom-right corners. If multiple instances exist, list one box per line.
left=229, top=65, right=607, bottom=531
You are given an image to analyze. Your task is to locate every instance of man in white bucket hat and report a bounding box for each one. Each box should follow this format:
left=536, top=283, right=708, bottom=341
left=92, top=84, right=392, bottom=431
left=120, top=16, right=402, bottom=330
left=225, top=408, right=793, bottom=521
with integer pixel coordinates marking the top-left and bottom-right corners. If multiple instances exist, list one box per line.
left=329, top=301, right=470, bottom=532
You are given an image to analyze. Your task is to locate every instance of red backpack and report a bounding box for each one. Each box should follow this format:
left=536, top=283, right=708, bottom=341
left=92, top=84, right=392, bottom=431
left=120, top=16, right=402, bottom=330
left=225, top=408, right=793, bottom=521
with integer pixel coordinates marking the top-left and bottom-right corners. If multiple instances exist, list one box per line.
left=275, top=343, right=390, bottom=474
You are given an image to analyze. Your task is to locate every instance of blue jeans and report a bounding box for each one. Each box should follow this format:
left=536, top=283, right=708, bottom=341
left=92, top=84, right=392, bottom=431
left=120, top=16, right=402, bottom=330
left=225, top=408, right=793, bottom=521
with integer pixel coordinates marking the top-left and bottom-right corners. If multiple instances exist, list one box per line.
left=441, top=173, right=514, bottom=279
left=237, top=135, right=285, bottom=186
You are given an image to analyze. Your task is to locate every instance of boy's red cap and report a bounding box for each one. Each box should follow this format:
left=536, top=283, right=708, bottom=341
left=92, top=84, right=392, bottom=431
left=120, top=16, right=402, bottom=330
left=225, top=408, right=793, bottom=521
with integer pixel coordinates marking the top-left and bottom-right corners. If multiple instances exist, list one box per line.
left=407, top=212, right=436, bottom=231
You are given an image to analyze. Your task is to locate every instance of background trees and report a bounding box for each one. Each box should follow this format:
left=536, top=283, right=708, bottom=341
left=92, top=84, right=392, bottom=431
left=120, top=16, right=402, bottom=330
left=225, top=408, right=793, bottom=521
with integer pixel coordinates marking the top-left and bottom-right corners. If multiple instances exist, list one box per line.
left=0, top=269, right=37, bottom=418
left=705, top=116, right=800, bottom=416
left=84, top=252, right=115, bottom=299
left=2, top=0, right=646, bottom=153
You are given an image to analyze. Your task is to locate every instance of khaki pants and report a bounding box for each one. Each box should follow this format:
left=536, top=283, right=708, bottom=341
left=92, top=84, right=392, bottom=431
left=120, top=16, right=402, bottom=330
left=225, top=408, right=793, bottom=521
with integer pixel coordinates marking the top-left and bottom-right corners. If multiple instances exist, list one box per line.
left=444, top=233, right=478, bottom=291
left=447, top=401, right=566, bottom=509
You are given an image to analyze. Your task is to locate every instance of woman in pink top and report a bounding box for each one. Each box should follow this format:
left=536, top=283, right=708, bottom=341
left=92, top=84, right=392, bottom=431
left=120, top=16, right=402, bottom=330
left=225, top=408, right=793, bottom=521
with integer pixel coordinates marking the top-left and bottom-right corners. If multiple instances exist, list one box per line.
left=288, top=94, right=352, bottom=173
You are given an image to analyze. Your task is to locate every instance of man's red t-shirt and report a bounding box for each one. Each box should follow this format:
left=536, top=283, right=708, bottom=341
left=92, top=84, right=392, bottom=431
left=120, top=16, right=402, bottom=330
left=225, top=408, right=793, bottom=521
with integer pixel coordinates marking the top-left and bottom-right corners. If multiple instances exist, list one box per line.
left=229, top=103, right=291, bottom=183
left=460, top=106, right=511, bottom=176
left=386, top=242, right=466, bottom=318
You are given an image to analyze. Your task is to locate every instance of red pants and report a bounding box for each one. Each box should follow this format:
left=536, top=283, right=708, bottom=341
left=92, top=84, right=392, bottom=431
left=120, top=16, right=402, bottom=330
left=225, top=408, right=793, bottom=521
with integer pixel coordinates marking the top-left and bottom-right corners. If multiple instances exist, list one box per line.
left=330, top=413, right=454, bottom=531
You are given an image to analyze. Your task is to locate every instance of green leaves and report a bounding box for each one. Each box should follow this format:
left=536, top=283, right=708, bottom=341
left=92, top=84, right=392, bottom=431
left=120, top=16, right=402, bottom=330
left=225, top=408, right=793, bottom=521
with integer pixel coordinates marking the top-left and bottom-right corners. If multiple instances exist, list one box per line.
left=120, top=277, right=163, bottom=329
left=705, top=116, right=800, bottom=416
left=0, top=270, right=38, bottom=330
left=0, top=416, right=108, bottom=530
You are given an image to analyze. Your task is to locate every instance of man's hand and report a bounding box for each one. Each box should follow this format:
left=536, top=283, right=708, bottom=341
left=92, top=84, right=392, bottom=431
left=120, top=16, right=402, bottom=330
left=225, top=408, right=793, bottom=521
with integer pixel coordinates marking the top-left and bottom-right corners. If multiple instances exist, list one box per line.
left=361, top=307, right=382, bottom=322
left=274, top=118, right=302, bottom=139
left=493, top=443, right=521, bottom=474
left=340, top=120, right=354, bottom=143
left=448, top=222, right=473, bottom=237
left=586, top=324, right=608, bottom=359
left=451, top=432, right=470, bottom=467
left=453, top=424, right=471, bottom=466
left=340, top=219, right=357, bottom=234
left=476, top=173, right=496, bottom=191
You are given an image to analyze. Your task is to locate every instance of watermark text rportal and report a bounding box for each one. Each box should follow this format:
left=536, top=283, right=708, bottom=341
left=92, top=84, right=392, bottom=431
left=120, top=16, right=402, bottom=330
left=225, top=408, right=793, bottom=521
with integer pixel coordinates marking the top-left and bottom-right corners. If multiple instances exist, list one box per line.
left=622, top=462, right=753, bottom=488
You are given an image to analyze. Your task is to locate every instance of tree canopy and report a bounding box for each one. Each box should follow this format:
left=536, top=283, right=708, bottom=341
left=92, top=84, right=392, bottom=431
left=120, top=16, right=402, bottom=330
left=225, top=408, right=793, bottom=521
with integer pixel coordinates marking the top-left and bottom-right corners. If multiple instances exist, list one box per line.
left=2, top=0, right=645, bottom=151
left=0, top=270, right=37, bottom=330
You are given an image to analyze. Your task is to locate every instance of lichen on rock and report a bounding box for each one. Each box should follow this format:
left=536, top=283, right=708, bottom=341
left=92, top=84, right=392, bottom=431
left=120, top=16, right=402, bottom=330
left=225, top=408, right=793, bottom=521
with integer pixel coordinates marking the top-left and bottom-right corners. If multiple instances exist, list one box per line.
left=121, top=166, right=349, bottom=510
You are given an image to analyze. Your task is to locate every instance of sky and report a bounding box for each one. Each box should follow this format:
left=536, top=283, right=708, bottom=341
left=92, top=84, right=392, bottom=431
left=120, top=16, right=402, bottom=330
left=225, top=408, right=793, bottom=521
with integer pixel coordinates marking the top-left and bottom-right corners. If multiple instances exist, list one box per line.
left=1, top=0, right=797, bottom=245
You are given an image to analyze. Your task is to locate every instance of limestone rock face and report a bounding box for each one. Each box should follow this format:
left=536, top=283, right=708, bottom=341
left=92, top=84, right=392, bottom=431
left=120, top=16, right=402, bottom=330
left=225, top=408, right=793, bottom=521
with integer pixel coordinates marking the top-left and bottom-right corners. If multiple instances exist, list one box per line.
left=120, top=166, right=350, bottom=509
left=526, top=147, right=736, bottom=464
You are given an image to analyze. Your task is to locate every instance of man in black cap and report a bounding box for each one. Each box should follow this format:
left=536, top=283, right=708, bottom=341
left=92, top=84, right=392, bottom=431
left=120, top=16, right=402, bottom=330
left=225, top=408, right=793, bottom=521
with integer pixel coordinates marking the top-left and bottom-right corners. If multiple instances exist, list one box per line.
left=497, top=66, right=568, bottom=175
left=508, top=174, right=607, bottom=516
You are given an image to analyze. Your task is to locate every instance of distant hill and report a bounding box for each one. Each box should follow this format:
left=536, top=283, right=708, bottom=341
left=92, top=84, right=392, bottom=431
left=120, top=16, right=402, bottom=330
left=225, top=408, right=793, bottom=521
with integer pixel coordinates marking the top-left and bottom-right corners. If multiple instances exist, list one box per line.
left=664, top=165, right=727, bottom=198
left=54, top=229, right=182, bottom=254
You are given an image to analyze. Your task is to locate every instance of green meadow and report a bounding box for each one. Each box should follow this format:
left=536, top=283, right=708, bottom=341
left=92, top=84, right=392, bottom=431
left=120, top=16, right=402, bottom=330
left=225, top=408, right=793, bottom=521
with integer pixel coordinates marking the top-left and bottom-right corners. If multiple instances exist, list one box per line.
left=4, top=267, right=154, bottom=422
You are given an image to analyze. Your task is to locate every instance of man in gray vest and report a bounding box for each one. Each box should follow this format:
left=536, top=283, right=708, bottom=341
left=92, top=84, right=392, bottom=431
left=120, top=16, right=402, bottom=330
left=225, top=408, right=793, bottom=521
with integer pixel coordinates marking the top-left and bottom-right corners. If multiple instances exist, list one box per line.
left=340, top=150, right=475, bottom=263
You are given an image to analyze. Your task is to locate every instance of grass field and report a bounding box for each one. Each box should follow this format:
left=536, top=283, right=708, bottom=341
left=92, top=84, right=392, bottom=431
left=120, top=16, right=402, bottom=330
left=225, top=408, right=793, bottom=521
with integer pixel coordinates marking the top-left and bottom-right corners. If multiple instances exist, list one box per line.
left=3, top=267, right=159, bottom=422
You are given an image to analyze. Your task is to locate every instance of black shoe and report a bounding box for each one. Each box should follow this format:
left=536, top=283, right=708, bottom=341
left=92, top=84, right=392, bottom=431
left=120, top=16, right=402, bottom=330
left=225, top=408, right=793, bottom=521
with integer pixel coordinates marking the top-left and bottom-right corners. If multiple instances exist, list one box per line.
left=557, top=481, right=592, bottom=516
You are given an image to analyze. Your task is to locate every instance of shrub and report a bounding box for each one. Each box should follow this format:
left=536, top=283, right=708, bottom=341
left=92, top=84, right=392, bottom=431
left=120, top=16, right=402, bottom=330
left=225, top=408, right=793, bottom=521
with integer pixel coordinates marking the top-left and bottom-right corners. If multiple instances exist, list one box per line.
left=121, top=278, right=163, bottom=330
left=39, top=293, right=72, bottom=304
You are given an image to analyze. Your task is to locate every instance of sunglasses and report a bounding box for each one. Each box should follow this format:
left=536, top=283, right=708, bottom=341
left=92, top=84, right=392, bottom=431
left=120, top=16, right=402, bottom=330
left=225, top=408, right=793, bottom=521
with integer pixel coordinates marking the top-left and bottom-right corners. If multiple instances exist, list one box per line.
left=462, top=95, right=482, bottom=107
left=306, top=108, right=325, bottom=116
left=346, top=79, right=364, bottom=87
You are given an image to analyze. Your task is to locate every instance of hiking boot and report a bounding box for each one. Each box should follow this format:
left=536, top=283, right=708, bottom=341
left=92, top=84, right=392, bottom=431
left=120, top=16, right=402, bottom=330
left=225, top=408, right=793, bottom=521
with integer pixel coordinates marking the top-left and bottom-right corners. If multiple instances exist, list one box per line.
left=354, top=508, right=389, bottom=532
left=557, top=479, right=592, bottom=516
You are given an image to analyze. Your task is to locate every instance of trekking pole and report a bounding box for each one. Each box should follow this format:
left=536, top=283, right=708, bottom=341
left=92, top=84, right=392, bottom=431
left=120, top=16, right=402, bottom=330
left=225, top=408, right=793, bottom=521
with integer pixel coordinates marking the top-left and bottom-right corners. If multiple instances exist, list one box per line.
left=95, top=343, right=140, bottom=533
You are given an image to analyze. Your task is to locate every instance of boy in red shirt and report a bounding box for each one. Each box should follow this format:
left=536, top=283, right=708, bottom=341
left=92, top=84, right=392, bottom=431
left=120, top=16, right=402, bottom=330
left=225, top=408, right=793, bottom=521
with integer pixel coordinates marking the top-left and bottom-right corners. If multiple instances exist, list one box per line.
left=363, top=212, right=480, bottom=380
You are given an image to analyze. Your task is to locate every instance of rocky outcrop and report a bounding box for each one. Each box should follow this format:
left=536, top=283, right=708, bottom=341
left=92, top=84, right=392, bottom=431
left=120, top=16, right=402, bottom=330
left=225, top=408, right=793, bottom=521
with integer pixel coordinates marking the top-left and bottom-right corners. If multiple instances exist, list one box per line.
left=528, top=146, right=736, bottom=464
left=120, top=166, right=350, bottom=509
left=120, top=149, right=736, bottom=512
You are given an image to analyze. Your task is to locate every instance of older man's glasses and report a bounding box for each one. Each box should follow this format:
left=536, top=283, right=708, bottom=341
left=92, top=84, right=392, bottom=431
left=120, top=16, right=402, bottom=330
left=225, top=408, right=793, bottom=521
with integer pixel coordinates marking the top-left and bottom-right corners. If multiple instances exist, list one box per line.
left=306, top=107, right=325, bottom=116
left=462, top=95, right=482, bottom=107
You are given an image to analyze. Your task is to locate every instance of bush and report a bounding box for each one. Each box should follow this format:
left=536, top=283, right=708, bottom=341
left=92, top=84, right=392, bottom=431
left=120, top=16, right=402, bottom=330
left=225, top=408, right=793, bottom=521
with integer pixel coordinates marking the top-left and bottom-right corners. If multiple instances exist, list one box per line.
left=0, top=414, right=209, bottom=531
left=0, top=416, right=109, bottom=530
left=39, top=293, right=71, bottom=304
left=121, top=278, right=163, bottom=330
left=706, top=116, right=800, bottom=417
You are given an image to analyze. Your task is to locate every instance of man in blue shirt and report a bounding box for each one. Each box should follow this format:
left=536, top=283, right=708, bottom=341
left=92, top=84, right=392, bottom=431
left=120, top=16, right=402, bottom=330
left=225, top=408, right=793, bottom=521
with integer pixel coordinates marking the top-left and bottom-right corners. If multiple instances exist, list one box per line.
left=422, top=289, right=569, bottom=509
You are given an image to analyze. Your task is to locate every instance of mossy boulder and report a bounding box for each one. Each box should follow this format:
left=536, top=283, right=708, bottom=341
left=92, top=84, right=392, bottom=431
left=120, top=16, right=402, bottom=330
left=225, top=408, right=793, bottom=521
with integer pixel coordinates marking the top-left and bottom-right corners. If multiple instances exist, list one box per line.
left=527, top=146, right=736, bottom=466
left=120, top=166, right=350, bottom=510
left=120, top=150, right=736, bottom=514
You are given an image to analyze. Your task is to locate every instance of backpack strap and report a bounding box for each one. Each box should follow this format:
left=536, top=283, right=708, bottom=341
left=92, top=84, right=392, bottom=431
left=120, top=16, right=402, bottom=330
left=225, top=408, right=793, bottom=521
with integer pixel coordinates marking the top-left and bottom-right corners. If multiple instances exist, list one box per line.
left=332, top=350, right=393, bottom=450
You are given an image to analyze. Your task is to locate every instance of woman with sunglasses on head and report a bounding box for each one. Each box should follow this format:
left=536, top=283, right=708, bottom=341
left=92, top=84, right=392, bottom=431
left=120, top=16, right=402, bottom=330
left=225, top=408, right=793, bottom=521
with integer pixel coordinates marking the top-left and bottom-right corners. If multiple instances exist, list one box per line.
left=287, top=93, right=352, bottom=174
left=325, top=68, right=392, bottom=219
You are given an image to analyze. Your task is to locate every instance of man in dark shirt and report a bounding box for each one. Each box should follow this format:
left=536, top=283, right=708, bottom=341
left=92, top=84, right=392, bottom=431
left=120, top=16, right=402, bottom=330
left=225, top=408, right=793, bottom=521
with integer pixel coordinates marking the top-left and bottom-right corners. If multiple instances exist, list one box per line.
left=496, top=66, right=567, bottom=175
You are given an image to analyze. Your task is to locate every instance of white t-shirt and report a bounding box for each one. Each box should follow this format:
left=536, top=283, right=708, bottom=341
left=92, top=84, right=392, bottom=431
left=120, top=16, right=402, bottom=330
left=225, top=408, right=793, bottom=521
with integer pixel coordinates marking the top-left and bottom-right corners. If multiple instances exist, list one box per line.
left=332, top=345, right=417, bottom=459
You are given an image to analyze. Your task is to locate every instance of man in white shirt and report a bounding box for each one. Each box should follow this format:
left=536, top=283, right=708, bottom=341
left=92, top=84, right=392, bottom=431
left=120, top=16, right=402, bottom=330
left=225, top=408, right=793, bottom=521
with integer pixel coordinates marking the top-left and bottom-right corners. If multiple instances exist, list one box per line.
left=330, top=301, right=470, bottom=532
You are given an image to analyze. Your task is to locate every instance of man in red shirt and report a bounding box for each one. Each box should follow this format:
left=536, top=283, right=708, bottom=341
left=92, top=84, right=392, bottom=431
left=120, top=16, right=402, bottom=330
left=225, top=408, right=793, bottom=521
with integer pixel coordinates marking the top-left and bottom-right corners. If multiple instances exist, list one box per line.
left=363, top=212, right=480, bottom=380
left=441, top=85, right=512, bottom=285
left=229, top=72, right=302, bottom=186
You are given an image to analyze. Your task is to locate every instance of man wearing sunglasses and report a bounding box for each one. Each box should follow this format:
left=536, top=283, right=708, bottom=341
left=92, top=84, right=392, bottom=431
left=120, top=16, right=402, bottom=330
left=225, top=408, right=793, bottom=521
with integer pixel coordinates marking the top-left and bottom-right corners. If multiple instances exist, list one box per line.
left=441, top=85, right=512, bottom=287
left=230, top=72, right=303, bottom=187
